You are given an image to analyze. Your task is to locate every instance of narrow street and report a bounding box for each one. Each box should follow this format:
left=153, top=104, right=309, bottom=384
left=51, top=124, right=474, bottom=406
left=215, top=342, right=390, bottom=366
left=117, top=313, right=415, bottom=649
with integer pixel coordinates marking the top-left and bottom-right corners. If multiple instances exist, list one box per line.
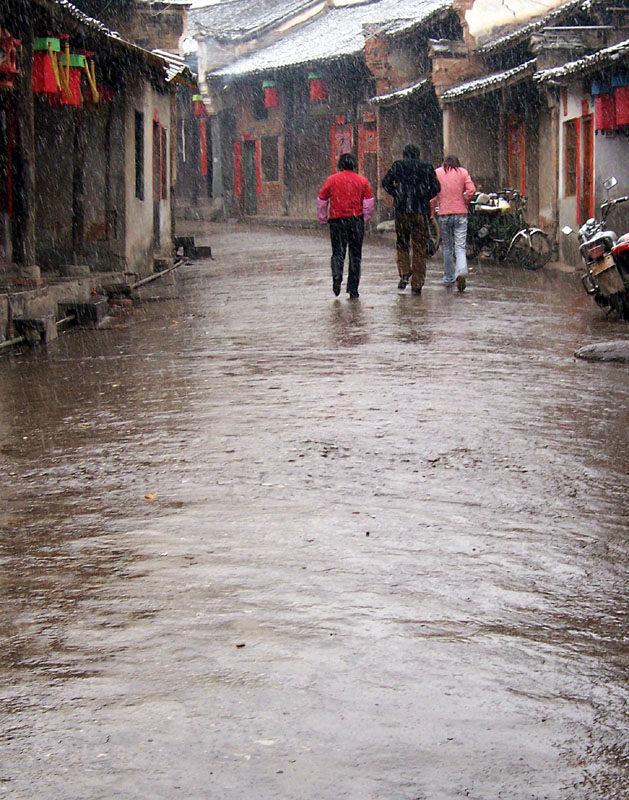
left=1, top=224, right=627, bottom=800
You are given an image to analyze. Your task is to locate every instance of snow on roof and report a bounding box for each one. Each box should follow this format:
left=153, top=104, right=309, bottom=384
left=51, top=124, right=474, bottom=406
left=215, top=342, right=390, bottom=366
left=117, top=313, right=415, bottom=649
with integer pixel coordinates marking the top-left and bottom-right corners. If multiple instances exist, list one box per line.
left=139, top=0, right=192, bottom=5
left=441, top=58, right=536, bottom=101
left=47, top=0, right=122, bottom=37
left=370, top=76, right=431, bottom=104
left=210, top=0, right=450, bottom=77
left=476, top=0, right=601, bottom=55
left=189, top=0, right=321, bottom=41
left=42, top=0, right=183, bottom=83
left=534, top=37, right=629, bottom=82
left=152, top=48, right=197, bottom=82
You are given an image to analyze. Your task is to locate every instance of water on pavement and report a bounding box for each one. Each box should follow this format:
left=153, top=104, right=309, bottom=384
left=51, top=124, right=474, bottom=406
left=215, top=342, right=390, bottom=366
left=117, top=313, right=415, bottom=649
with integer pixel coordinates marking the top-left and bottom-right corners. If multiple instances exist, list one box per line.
left=0, top=225, right=627, bottom=800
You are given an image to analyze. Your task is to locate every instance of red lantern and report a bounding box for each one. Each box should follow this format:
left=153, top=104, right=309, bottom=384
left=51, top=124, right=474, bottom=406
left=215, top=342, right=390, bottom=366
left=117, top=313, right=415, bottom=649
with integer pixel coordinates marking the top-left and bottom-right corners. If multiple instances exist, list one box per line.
left=49, top=48, right=84, bottom=106
left=615, top=86, right=629, bottom=127
left=0, top=29, right=20, bottom=89
left=262, top=80, right=279, bottom=108
left=308, top=72, right=327, bottom=102
left=32, top=37, right=61, bottom=95
left=595, top=92, right=616, bottom=131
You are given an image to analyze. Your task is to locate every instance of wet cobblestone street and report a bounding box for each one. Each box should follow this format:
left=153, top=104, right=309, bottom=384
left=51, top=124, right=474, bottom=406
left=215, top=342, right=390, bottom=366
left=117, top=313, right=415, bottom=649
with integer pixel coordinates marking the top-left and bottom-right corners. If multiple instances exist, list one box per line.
left=0, top=224, right=627, bottom=799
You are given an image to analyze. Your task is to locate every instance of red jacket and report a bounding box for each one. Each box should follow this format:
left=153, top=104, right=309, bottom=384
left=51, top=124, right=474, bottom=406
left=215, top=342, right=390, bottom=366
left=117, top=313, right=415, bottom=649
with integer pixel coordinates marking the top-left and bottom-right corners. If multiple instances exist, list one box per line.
left=318, top=170, right=374, bottom=221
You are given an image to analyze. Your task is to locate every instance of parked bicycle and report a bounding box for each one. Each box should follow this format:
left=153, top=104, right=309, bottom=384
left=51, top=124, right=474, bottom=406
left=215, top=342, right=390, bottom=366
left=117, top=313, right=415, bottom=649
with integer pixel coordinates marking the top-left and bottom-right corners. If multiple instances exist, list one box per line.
left=465, top=189, right=552, bottom=270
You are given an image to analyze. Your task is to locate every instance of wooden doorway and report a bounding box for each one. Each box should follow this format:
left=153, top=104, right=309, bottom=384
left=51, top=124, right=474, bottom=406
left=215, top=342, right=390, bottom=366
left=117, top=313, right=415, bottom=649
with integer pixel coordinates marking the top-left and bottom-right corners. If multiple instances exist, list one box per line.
left=507, top=114, right=526, bottom=196
left=581, top=114, right=594, bottom=223
left=243, top=140, right=257, bottom=216
left=152, top=120, right=161, bottom=250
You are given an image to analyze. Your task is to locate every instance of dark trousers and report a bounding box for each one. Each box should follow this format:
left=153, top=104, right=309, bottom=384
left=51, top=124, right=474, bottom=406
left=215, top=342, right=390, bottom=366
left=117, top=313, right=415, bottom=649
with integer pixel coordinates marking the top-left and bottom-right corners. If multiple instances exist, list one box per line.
left=395, top=213, right=428, bottom=291
left=329, top=216, right=364, bottom=296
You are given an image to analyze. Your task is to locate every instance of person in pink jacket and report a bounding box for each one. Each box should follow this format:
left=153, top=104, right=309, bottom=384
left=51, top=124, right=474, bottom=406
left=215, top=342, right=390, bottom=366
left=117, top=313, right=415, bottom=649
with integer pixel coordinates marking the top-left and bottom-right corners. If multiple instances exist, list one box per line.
left=432, top=155, right=476, bottom=292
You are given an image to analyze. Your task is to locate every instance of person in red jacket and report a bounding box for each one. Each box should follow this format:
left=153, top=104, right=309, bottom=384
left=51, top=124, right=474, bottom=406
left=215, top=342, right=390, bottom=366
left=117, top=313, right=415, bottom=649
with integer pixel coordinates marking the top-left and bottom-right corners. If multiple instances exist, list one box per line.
left=317, top=153, right=374, bottom=299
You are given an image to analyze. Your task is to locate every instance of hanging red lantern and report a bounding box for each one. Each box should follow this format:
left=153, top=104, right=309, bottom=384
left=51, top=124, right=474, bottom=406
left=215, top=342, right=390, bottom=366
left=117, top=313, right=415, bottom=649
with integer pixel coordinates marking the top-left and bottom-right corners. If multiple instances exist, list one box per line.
left=262, top=80, right=279, bottom=108
left=0, top=29, right=21, bottom=89
left=308, top=72, right=327, bottom=102
left=32, top=37, right=62, bottom=95
left=47, top=37, right=83, bottom=106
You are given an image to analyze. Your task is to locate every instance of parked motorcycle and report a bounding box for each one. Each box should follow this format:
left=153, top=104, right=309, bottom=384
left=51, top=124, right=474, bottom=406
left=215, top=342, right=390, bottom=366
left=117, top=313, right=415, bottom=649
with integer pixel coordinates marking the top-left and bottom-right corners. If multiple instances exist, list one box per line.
left=562, top=176, right=629, bottom=319
left=466, top=188, right=551, bottom=270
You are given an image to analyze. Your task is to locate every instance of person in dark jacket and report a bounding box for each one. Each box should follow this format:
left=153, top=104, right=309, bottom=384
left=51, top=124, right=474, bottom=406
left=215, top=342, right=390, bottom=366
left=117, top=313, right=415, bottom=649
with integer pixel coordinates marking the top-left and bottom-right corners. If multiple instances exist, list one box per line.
left=382, top=144, right=441, bottom=294
left=318, top=153, right=374, bottom=299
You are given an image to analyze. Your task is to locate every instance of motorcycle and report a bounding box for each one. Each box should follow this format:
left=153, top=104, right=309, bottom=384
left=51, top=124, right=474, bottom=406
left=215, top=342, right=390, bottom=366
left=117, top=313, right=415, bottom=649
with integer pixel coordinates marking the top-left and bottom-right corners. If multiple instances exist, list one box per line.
left=562, top=176, right=629, bottom=319
left=466, top=188, right=551, bottom=270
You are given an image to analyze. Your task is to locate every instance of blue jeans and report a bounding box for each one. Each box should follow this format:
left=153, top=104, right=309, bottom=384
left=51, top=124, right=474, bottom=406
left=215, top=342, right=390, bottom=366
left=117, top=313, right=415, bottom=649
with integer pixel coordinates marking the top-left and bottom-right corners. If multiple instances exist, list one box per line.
left=439, top=214, right=468, bottom=284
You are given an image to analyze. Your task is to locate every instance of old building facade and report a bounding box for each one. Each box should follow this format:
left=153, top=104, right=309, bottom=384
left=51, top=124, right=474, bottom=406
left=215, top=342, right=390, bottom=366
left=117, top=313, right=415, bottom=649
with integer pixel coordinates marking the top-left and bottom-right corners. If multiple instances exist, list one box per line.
left=189, top=0, right=629, bottom=266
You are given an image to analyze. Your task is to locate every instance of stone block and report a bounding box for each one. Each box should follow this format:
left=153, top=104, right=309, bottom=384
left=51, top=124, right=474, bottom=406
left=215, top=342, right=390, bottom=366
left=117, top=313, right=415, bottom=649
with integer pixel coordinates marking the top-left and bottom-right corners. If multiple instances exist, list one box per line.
left=193, top=245, right=213, bottom=259
left=13, top=314, right=57, bottom=346
left=174, top=236, right=196, bottom=257
left=57, top=299, right=110, bottom=326
left=58, top=264, right=92, bottom=278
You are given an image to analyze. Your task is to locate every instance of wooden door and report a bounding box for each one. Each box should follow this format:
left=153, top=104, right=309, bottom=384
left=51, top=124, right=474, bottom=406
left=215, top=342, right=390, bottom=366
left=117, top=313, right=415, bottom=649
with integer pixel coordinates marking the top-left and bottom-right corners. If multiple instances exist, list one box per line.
left=507, top=114, right=526, bottom=196
left=243, top=140, right=257, bottom=215
left=153, top=120, right=160, bottom=250
left=581, top=114, right=594, bottom=222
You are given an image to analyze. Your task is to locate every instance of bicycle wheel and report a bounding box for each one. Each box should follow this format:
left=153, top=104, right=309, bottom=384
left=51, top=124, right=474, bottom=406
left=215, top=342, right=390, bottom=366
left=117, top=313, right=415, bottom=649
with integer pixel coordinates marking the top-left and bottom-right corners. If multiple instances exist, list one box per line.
left=509, top=229, right=552, bottom=270
left=465, top=228, right=482, bottom=260
left=427, top=217, right=440, bottom=256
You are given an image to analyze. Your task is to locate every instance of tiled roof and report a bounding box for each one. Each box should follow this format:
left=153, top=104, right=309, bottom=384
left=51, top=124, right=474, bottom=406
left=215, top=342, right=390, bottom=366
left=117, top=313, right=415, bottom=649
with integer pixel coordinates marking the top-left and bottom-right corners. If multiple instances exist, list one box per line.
left=534, top=37, right=629, bottom=82
left=36, top=0, right=183, bottom=83
left=210, top=0, right=450, bottom=77
left=152, top=48, right=197, bottom=83
left=45, top=0, right=121, bottom=37
left=476, top=0, right=602, bottom=55
left=441, top=58, right=536, bottom=101
left=370, top=77, right=431, bottom=104
left=189, top=0, right=321, bottom=41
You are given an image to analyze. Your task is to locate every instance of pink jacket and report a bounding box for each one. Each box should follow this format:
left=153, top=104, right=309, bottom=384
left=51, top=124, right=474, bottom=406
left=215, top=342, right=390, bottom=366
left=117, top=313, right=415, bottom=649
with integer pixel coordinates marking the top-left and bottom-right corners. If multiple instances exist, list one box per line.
left=432, top=166, right=475, bottom=216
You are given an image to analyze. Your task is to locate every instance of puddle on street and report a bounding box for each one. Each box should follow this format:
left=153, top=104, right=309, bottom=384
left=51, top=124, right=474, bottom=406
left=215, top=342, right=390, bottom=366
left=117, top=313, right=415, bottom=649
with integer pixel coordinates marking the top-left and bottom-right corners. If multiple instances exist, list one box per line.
left=0, top=225, right=627, bottom=800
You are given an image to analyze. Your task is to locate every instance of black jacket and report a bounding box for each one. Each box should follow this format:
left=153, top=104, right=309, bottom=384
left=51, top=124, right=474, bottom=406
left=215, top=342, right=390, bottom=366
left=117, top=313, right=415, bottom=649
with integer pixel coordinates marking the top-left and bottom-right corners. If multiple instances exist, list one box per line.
left=382, top=158, right=440, bottom=216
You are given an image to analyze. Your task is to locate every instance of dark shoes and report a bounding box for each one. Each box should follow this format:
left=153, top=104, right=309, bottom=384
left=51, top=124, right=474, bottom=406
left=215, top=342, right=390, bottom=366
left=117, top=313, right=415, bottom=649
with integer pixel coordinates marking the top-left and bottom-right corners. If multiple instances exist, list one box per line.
left=332, top=277, right=341, bottom=296
left=456, top=274, right=467, bottom=292
left=398, top=274, right=410, bottom=290
left=411, top=288, right=422, bottom=295
left=348, top=291, right=359, bottom=299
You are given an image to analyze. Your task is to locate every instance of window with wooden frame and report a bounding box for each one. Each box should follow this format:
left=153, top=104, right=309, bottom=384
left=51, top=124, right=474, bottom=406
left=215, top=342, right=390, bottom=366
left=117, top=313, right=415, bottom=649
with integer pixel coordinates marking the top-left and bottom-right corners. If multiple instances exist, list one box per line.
left=135, top=111, right=144, bottom=200
left=261, top=135, right=279, bottom=183
left=252, top=85, right=268, bottom=121
left=564, top=119, right=578, bottom=197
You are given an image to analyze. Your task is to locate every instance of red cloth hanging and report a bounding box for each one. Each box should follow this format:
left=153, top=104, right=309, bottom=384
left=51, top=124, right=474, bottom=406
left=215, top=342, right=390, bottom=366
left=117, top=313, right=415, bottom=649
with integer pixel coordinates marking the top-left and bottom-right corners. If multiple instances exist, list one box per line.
left=595, top=93, right=616, bottom=131
left=614, top=86, right=629, bottom=127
